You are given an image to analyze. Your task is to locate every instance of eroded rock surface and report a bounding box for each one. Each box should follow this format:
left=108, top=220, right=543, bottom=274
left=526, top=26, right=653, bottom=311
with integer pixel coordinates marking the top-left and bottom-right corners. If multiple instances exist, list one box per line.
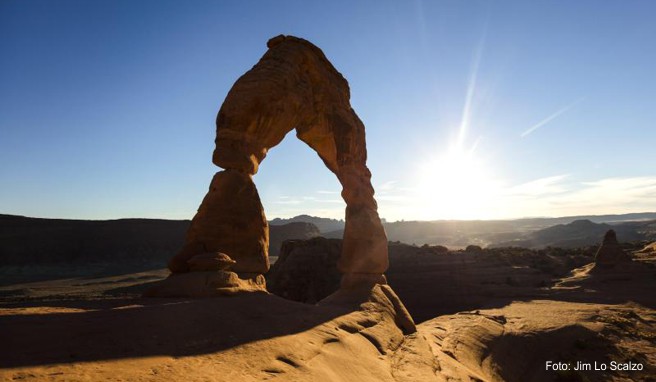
left=169, top=170, right=269, bottom=274
left=187, top=252, right=236, bottom=272
left=143, top=271, right=266, bottom=297
left=147, top=251, right=267, bottom=296
left=166, top=35, right=388, bottom=290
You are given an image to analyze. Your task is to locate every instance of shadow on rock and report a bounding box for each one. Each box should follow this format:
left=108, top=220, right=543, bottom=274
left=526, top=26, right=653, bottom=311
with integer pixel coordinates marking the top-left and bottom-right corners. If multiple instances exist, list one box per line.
left=0, top=293, right=350, bottom=368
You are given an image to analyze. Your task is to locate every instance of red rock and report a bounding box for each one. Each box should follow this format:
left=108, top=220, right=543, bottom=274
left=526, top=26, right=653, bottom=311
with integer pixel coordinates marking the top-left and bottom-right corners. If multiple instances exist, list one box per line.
left=186, top=252, right=236, bottom=272
left=168, top=35, right=388, bottom=291
left=168, top=170, right=269, bottom=274
left=144, top=271, right=267, bottom=297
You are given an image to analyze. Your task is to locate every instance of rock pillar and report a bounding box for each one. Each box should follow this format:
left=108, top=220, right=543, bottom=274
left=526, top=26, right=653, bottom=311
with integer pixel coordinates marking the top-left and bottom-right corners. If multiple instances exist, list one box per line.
left=168, top=170, right=269, bottom=274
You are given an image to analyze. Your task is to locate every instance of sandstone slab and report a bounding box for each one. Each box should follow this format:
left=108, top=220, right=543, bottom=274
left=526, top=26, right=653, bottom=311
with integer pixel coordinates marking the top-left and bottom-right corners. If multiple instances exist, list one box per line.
left=144, top=271, right=266, bottom=297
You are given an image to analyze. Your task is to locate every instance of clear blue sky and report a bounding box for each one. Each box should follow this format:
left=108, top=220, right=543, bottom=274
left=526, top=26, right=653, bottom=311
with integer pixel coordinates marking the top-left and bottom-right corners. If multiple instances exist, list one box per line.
left=1, top=0, right=655, bottom=221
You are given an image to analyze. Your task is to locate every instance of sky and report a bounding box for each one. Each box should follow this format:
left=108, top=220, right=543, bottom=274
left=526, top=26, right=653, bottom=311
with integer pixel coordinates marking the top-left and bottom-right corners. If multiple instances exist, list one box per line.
left=1, top=0, right=655, bottom=222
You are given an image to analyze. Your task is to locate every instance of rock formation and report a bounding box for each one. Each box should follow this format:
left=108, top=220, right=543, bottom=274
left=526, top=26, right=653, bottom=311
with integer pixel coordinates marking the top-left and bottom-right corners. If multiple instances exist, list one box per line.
left=268, top=222, right=321, bottom=257
left=186, top=252, right=236, bottom=272
left=172, top=170, right=270, bottom=274
left=267, top=237, right=342, bottom=303
left=594, top=229, right=631, bottom=269
left=155, top=35, right=389, bottom=295
left=144, top=252, right=266, bottom=297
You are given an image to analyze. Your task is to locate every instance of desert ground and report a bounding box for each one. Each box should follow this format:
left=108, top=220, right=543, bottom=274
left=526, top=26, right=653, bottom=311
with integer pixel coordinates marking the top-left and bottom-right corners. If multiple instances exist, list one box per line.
left=2, top=242, right=655, bottom=382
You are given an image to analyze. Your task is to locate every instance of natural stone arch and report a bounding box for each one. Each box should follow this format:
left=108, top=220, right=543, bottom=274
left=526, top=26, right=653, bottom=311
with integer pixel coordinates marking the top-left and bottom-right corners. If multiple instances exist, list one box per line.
left=168, top=35, right=388, bottom=287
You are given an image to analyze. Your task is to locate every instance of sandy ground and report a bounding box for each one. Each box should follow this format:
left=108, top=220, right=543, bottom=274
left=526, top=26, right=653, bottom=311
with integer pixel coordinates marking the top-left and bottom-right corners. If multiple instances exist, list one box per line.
left=421, top=300, right=656, bottom=381
left=1, top=284, right=436, bottom=382
left=1, top=254, right=655, bottom=381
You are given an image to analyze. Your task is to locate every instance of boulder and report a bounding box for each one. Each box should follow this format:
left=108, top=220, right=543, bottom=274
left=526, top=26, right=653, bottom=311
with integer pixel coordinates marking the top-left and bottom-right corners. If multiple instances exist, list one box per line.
left=267, top=237, right=342, bottom=303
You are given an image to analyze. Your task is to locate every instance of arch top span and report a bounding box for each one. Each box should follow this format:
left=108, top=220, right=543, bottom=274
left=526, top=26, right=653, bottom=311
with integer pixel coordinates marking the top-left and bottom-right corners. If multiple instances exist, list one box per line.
left=169, top=35, right=388, bottom=287
left=213, top=35, right=365, bottom=177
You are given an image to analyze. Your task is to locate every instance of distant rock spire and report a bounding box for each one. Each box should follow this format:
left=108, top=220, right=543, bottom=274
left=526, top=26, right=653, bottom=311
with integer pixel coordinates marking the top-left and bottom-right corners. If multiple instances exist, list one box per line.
left=594, top=229, right=631, bottom=269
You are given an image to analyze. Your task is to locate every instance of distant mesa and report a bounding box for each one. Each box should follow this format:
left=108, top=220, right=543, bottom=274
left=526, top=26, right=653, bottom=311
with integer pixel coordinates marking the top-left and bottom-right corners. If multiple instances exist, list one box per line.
left=465, top=244, right=483, bottom=253
left=269, top=215, right=344, bottom=234
left=0, top=213, right=319, bottom=280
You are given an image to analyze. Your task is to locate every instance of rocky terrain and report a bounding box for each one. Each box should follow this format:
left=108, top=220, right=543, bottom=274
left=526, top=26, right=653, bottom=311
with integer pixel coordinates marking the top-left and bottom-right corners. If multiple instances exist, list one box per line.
left=266, top=236, right=652, bottom=322
left=2, top=235, right=655, bottom=381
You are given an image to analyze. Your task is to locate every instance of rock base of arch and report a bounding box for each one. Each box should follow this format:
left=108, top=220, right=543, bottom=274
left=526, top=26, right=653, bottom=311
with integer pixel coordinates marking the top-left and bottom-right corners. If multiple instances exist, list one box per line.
left=144, top=271, right=267, bottom=297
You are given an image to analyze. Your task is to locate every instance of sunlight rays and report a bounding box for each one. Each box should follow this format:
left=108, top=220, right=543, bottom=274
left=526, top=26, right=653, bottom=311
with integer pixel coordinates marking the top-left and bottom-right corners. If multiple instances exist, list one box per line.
left=457, top=32, right=486, bottom=149
left=409, top=32, right=502, bottom=220
left=402, top=30, right=593, bottom=221
left=520, top=97, right=585, bottom=137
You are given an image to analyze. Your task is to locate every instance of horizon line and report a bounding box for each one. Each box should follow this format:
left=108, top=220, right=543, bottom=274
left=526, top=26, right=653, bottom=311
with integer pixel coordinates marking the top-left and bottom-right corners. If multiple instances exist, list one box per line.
left=3, top=211, right=656, bottom=224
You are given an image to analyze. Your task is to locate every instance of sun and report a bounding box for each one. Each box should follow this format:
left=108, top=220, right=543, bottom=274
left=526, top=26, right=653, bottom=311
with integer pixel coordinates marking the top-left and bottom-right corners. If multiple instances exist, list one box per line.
left=414, top=144, right=501, bottom=220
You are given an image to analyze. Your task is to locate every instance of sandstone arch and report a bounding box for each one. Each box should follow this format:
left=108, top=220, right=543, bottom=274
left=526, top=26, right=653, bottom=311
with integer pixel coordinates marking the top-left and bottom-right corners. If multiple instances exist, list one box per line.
left=168, top=35, right=388, bottom=287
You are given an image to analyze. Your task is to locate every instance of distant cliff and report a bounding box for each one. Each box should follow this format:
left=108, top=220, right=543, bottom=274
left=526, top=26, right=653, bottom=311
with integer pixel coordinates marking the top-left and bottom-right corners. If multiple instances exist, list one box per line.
left=269, top=214, right=344, bottom=233
left=0, top=214, right=319, bottom=268
left=491, top=219, right=653, bottom=248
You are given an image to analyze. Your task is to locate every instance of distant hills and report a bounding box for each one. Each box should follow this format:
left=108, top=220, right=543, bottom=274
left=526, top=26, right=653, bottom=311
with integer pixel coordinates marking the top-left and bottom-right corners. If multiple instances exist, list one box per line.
left=0, top=215, right=188, bottom=268
left=1, top=212, right=654, bottom=277
left=290, top=212, right=656, bottom=249
left=491, top=219, right=654, bottom=249
left=0, top=214, right=319, bottom=271
left=269, top=214, right=344, bottom=233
